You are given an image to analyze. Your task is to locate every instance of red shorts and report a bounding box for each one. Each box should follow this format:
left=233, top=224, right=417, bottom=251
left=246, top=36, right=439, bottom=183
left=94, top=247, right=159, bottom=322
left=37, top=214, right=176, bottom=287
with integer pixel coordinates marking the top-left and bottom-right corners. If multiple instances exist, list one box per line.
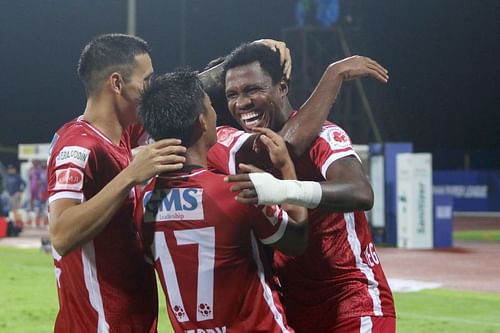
left=331, top=316, right=396, bottom=333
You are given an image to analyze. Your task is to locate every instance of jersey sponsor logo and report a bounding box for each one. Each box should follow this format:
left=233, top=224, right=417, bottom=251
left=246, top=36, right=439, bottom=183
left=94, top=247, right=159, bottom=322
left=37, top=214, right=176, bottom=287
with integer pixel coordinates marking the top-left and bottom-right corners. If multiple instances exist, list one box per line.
left=184, top=327, right=226, bottom=333
left=216, top=127, right=239, bottom=147
left=54, top=168, right=84, bottom=191
left=55, top=146, right=90, bottom=168
left=144, top=188, right=204, bottom=222
left=320, top=125, right=352, bottom=150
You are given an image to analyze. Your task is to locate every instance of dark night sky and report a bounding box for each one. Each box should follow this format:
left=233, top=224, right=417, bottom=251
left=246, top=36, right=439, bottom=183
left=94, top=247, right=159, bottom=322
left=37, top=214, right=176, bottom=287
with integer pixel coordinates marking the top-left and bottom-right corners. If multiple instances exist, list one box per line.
left=1, top=0, right=499, bottom=168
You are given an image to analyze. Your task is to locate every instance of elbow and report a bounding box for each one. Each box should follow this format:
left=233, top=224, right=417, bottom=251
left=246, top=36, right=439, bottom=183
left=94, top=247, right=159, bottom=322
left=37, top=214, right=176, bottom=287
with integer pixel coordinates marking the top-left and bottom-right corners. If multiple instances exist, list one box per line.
left=50, top=227, right=72, bottom=257
left=357, top=183, right=374, bottom=211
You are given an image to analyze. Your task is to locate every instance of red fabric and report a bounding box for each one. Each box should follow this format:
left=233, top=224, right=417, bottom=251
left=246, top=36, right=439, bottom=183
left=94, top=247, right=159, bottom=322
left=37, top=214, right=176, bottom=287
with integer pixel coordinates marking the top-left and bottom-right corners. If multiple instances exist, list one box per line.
left=137, top=168, right=293, bottom=333
left=208, top=121, right=396, bottom=333
left=47, top=118, right=158, bottom=333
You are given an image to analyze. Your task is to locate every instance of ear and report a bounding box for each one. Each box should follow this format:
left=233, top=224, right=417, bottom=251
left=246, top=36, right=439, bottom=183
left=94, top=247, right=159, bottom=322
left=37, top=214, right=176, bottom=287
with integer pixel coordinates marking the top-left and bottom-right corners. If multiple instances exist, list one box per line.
left=278, top=79, right=289, bottom=97
left=198, top=112, right=209, bottom=132
left=109, top=72, right=122, bottom=95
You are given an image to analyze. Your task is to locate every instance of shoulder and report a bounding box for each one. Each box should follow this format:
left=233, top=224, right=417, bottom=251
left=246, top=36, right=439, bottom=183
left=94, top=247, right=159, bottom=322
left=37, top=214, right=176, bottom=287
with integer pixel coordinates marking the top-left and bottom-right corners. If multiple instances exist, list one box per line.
left=215, top=126, right=249, bottom=147
left=315, top=122, right=353, bottom=150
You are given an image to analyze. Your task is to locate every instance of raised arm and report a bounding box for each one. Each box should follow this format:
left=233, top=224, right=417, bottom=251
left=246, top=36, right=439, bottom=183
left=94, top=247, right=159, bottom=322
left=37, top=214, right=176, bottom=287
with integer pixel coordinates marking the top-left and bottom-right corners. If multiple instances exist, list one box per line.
left=279, top=56, right=389, bottom=158
left=50, top=139, right=186, bottom=256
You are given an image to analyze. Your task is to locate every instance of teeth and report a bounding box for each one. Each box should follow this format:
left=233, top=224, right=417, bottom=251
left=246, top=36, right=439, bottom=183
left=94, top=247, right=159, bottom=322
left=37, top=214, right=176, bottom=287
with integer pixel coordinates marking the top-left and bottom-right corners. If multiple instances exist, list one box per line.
left=240, top=112, right=259, bottom=121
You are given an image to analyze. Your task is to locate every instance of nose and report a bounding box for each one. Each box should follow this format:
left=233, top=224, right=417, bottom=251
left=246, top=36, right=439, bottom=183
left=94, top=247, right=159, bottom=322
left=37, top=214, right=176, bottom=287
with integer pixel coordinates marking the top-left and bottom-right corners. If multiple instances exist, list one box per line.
left=235, top=94, right=252, bottom=110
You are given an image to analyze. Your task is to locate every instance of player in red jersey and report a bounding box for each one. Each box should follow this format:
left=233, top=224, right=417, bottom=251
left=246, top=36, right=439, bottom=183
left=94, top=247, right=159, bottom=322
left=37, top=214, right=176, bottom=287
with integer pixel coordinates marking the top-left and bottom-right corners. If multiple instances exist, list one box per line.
left=136, top=71, right=308, bottom=333
left=47, top=34, right=186, bottom=333
left=209, top=43, right=395, bottom=333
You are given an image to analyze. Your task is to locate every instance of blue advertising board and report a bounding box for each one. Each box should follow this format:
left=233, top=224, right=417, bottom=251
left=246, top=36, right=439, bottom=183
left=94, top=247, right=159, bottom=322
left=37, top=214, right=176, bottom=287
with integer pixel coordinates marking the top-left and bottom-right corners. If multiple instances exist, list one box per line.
left=433, top=171, right=500, bottom=212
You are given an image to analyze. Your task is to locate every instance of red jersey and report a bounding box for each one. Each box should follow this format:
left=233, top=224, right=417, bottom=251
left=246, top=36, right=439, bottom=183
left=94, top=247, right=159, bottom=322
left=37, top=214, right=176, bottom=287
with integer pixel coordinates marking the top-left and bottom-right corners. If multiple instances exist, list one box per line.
left=136, top=167, right=294, bottom=333
left=208, top=122, right=395, bottom=333
left=47, top=117, right=158, bottom=333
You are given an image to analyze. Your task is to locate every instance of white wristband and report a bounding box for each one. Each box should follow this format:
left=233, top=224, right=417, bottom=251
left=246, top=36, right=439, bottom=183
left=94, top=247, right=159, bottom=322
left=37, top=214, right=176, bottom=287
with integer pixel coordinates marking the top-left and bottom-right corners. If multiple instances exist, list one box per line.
left=248, top=173, right=322, bottom=209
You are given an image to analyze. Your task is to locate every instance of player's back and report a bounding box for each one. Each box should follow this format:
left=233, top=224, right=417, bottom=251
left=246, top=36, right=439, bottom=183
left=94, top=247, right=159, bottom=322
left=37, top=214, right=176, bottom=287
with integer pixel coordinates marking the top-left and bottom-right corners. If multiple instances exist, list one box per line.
left=140, top=167, right=293, bottom=333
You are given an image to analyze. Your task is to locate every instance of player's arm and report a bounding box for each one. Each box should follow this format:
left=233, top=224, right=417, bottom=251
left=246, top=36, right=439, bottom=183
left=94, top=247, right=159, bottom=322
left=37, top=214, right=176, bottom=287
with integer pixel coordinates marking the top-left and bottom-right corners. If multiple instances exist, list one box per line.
left=50, top=139, right=186, bottom=256
left=226, top=154, right=372, bottom=212
left=279, top=56, right=389, bottom=159
left=227, top=128, right=308, bottom=255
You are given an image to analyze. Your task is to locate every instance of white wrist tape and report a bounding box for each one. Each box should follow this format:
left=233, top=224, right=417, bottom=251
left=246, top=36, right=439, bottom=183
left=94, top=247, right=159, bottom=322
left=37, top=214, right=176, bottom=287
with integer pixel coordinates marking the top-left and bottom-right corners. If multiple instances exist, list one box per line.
left=248, top=173, right=322, bottom=209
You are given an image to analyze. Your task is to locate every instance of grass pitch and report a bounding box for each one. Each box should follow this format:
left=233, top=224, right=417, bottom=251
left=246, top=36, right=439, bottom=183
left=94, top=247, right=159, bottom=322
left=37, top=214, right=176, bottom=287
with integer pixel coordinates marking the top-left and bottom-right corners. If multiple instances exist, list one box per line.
left=1, top=246, right=500, bottom=332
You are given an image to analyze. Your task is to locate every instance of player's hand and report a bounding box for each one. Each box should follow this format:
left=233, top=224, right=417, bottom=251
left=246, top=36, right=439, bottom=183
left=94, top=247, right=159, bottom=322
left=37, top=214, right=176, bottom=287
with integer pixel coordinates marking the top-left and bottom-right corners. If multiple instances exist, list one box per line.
left=125, top=139, right=186, bottom=184
left=252, top=127, right=294, bottom=174
left=225, top=170, right=259, bottom=204
left=252, top=39, right=292, bottom=80
left=330, top=55, right=389, bottom=83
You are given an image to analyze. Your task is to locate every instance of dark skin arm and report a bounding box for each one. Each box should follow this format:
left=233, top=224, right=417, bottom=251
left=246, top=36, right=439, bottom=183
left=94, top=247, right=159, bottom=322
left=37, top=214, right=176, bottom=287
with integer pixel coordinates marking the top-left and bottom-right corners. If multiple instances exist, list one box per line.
left=227, top=154, right=373, bottom=213
left=280, top=55, right=388, bottom=159
left=319, top=156, right=374, bottom=211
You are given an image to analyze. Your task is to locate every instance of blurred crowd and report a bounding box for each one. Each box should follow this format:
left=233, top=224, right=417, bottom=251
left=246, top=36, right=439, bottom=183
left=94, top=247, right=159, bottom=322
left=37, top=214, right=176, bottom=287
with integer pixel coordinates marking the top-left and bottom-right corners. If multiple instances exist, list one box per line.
left=0, top=160, right=48, bottom=237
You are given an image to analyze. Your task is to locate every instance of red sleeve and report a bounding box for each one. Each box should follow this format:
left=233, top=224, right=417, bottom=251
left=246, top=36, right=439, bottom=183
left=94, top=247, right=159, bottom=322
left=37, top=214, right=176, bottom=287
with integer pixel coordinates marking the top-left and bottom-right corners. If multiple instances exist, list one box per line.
left=308, top=123, right=361, bottom=179
left=249, top=205, right=289, bottom=245
left=207, top=126, right=252, bottom=175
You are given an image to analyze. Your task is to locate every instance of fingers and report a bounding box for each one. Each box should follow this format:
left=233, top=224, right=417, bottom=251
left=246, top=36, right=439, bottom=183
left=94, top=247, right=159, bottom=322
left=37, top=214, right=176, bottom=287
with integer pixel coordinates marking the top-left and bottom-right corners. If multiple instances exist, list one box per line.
left=229, top=182, right=255, bottom=192
left=252, top=39, right=292, bottom=80
left=235, top=195, right=258, bottom=205
left=151, top=138, right=183, bottom=149
left=238, top=163, right=264, bottom=173
left=252, top=127, right=283, bottom=146
left=224, top=174, right=251, bottom=183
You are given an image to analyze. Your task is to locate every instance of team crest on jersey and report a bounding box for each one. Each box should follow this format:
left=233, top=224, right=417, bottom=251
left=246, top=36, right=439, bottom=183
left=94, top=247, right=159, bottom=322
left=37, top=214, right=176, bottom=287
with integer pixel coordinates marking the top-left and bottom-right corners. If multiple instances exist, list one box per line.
left=55, top=146, right=90, bottom=168
left=320, top=126, right=351, bottom=150
left=143, top=188, right=204, bottom=222
left=54, top=168, right=84, bottom=191
left=216, top=127, right=239, bottom=147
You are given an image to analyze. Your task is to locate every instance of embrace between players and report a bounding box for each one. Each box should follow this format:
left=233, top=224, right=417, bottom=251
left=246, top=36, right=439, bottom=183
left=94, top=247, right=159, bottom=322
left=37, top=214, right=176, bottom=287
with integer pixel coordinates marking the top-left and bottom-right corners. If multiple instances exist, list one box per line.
left=47, top=34, right=395, bottom=333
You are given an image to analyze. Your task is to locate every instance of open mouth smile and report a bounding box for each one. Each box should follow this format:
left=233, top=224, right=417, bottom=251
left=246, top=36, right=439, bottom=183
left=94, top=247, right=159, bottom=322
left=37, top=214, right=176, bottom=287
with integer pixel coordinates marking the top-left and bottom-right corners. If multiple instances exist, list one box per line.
left=240, top=111, right=264, bottom=129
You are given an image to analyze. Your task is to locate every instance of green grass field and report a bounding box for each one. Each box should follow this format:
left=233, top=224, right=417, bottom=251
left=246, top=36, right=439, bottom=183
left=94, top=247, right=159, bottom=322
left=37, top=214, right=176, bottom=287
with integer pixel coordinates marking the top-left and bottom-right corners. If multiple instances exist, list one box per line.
left=1, top=246, right=500, bottom=332
left=454, top=229, right=500, bottom=242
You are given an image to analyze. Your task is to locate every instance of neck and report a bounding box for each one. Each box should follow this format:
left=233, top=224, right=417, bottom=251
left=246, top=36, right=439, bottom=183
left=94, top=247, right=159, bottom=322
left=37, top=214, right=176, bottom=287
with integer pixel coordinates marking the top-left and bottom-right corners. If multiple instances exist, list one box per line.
left=183, top=141, right=209, bottom=169
left=276, top=98, right=294, bottom=130
left=82, top=95, right=126, bottom=144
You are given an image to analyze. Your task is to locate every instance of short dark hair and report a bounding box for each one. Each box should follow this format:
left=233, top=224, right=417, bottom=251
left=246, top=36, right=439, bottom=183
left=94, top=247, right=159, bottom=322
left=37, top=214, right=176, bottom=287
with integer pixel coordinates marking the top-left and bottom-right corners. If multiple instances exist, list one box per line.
left=223, top=43, right=283, bottom=85
left=139, top=71, right=205, bottom=143
left=77, top=33, right=151, bottom=96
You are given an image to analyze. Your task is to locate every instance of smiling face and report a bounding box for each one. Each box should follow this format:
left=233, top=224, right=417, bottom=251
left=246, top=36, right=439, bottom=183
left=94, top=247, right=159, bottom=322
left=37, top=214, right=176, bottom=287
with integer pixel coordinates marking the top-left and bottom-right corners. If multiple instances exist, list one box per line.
left=225, top=61, right=288, bottom=132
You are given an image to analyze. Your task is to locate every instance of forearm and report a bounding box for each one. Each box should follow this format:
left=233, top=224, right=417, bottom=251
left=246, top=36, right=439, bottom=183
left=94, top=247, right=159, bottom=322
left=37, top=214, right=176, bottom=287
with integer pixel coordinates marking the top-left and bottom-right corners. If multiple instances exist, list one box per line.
left=198, top=62, right=225, bottom=98
left=318, top=180, right=374, bottom=211
left=279, top=65, right=344, bottom=158
left=50, top=171, right=136, bottom=255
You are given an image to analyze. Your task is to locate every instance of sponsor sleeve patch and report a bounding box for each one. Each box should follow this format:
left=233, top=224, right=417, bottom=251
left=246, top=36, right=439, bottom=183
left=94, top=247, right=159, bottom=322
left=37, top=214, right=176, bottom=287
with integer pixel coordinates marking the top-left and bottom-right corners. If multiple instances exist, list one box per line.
left=55, top=146, right=90, bottom=168
left=216, top=126, right=241, bottom=147
left=54, top=168, right=84, bottom=191
left=319, top=125, right=353, bottom=150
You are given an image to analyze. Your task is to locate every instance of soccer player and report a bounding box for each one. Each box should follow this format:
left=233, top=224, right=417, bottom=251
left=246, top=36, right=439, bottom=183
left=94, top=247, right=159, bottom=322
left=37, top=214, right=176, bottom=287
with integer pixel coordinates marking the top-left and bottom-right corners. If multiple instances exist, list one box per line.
left=136, top=71, right=308, bottom=332
left=211, top=43, right=396, bottom=333
left=47, top=34, right=186, bottom=332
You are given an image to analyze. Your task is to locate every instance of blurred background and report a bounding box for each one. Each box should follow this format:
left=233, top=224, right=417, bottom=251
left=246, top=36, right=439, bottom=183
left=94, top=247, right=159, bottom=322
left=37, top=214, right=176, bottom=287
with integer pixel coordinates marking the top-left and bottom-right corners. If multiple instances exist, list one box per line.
left=1, top=0, right=499, bottom=168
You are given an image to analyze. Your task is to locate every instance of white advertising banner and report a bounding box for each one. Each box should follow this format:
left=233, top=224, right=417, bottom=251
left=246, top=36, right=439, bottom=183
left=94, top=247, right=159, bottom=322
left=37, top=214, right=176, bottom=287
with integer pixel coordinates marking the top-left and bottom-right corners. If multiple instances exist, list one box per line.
left=370, top=155, right=385, bottom=228
left=396, top=153, right=433, bottom=249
